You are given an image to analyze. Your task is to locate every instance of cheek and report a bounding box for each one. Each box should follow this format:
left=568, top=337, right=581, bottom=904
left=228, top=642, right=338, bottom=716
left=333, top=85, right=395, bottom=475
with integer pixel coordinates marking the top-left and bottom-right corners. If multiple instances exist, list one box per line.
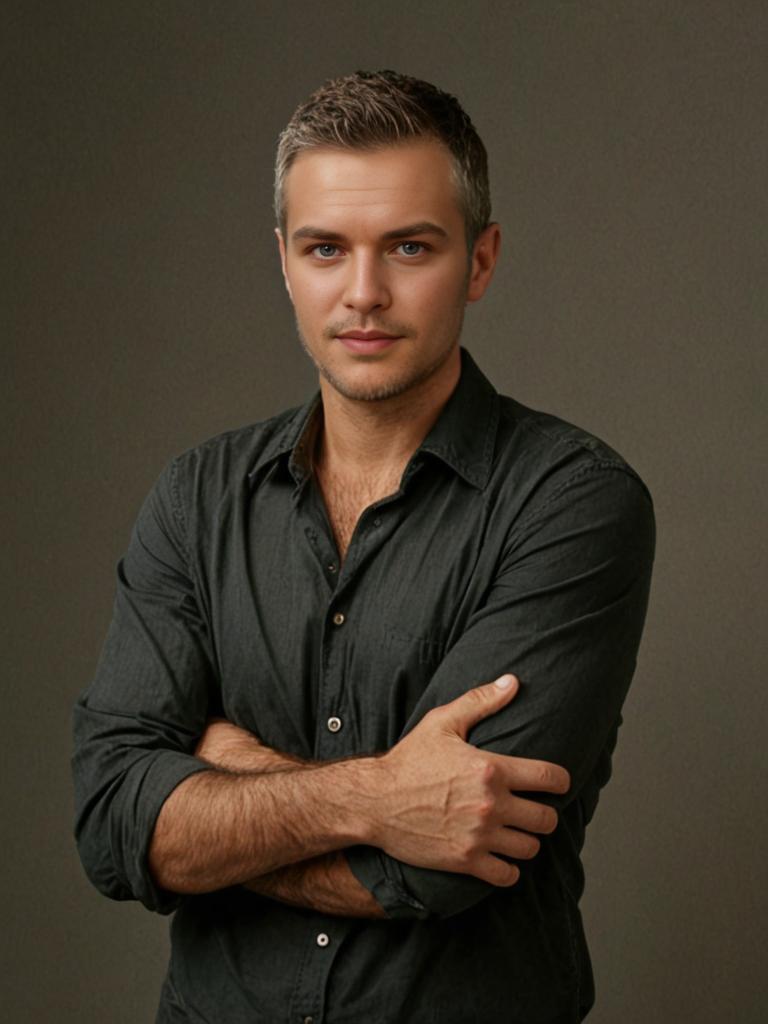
left=288, top=264, right=337, bottom=306
left=401, top=265, right=465, bottom=310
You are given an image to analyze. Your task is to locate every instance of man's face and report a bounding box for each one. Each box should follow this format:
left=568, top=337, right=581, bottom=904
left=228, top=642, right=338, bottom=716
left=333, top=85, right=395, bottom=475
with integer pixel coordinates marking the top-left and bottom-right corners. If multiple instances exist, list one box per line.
left=276, top=139, right=499, bottom=403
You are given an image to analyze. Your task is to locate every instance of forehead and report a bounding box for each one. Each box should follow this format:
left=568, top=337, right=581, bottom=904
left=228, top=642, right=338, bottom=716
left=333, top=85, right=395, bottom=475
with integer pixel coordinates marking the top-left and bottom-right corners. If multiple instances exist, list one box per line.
left=283, top=140, right=462, bottom=233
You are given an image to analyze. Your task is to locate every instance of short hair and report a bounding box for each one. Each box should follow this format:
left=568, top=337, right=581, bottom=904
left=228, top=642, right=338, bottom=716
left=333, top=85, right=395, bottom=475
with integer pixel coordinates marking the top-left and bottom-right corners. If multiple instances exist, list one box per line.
left=274, top=69, right=491, bottom=253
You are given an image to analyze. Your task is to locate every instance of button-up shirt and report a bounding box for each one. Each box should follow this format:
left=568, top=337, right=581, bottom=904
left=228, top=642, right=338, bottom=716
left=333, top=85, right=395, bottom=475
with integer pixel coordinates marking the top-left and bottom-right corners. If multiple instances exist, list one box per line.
left=72, top=347, right=656, bottom=1024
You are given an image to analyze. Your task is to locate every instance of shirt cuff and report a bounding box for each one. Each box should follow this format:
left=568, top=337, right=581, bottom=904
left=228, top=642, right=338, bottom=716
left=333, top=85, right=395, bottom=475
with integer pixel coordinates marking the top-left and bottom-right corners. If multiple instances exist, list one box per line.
left=132, top=754, right=214, bottom=914
left=345, top=845, right=431, bottom=920
left=346, top=844, right=501, bottom=920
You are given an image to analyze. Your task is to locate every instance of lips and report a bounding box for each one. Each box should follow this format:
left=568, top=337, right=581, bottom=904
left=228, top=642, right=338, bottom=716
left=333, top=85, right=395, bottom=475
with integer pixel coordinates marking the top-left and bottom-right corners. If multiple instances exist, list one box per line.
left=336, top=332, right=402, bottom=353
left=337, top=332, right=400, bottom=341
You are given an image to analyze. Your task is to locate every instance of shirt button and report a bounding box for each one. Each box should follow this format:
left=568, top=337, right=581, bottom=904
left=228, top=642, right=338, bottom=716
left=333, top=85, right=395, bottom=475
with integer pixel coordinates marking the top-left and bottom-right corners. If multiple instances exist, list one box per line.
left=332, top=612, right=345, bottom=626
left=327, top=563, right=337, bottom=573
left=303, top=1018, right=314, bottom=1024
left=372, top=517, right=382, bottom=528
left=327, top=716, right=342, bottom=733
left=316, top=932, right=330, bottom=947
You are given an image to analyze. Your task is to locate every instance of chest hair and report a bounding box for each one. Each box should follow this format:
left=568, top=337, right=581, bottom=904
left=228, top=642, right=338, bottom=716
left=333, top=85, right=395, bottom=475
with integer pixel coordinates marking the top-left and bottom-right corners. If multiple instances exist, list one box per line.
left=317, top=466, right=403, bottom=563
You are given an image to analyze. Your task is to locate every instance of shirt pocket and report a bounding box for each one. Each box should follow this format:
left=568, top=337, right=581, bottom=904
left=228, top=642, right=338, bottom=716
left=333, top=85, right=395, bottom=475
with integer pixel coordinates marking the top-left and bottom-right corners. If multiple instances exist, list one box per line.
left=373, top=626, right=450, bottom=746
left=386, top=625, right=448, bottom=668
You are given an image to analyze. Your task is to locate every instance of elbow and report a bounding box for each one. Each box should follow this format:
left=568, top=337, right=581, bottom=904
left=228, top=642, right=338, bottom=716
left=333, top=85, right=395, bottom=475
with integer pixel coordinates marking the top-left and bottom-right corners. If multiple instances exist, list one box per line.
left=74, top=819, right=135, bottom=904
left=73, top=792, right=184, bottom=913
left=71, top=734, right=205, bottom=913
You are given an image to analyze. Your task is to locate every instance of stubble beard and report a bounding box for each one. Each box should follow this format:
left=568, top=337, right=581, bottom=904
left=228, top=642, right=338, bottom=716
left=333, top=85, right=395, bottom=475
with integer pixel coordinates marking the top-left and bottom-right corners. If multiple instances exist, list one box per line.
left=294, top=304, right=467, bottom=404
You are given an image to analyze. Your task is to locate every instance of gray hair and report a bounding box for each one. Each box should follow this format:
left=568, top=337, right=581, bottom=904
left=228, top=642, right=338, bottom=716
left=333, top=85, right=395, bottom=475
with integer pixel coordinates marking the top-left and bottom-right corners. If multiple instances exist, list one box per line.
left=274, top=70, right=491, bottom=254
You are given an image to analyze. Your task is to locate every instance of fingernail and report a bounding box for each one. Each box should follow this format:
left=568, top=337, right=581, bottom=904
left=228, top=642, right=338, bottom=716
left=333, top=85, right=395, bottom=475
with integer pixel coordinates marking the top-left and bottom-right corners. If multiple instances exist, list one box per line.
left=494, top=674, right=516, bottom=689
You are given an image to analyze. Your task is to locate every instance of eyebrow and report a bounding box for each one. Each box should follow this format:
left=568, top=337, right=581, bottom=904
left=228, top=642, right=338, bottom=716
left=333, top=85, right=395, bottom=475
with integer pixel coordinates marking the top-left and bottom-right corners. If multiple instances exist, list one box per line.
left=291, top=221, right=449, bottom=244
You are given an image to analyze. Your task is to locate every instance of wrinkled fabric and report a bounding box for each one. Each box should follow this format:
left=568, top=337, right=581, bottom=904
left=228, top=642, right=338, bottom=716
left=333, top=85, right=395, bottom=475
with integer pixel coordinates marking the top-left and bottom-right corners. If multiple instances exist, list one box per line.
left=72, top=347, right=655, bottom=1023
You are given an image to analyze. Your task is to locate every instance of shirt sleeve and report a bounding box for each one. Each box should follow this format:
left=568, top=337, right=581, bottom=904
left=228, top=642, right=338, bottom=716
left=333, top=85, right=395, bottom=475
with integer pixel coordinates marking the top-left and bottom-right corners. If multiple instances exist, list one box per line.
left=71, top=457, right=215, bottom=914
left=346, top=461, right=656, bottom=921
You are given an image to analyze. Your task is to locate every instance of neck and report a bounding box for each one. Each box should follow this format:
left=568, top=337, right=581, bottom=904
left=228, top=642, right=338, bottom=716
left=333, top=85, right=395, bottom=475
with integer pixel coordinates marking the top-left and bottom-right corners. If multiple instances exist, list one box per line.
left=316, top=348, right=462, bottom=480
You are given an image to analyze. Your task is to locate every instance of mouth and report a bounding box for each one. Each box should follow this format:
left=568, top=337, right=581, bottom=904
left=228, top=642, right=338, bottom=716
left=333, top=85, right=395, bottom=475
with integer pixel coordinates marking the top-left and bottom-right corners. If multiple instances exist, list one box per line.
left=335, top=332, right=402, bottom=354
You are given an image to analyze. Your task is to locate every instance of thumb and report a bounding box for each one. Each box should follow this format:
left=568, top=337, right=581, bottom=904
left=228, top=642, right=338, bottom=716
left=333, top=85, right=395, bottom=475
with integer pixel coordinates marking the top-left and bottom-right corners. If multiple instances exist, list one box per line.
left=437, top=674, right=519, bottom=740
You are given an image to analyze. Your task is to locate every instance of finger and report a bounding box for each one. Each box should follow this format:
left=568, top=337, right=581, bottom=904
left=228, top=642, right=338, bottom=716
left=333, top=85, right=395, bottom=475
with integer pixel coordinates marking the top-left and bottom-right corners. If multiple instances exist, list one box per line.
left=471, top=853, right=521, bottom=888
left=499, top=792, right=559, bottom=835
left=490, top=754, right=570, bottom=796
left=435, top=674, right=519, bottom=739
left=490, top=826, right=541, bottom=860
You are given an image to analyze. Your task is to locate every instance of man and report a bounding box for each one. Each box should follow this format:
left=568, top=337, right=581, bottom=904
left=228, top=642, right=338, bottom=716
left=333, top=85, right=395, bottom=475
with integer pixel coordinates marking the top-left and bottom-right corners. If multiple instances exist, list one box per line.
left=72, top=70, right=655, bottom=1023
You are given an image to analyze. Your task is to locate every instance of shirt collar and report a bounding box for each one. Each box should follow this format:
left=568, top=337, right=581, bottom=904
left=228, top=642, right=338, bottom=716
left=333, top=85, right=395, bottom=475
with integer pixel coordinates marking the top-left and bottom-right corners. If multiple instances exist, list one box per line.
left=247, top=346, right=499, bottom=492
left=415, top=346, right=499, bottom=490
left=246, top=393, right=322, bottom=489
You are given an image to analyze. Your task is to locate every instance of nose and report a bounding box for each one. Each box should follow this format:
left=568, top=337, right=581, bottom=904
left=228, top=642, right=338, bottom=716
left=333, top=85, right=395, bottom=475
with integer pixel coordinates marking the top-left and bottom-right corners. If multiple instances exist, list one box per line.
left=341, top=252, right=391, bottom=316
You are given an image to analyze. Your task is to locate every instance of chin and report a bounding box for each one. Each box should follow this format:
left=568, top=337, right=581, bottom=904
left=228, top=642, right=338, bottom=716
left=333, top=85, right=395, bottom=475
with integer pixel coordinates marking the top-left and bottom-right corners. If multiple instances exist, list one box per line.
left=324, top=370, right=415, bottom=403
left=299, top=327, right=459, bottom=403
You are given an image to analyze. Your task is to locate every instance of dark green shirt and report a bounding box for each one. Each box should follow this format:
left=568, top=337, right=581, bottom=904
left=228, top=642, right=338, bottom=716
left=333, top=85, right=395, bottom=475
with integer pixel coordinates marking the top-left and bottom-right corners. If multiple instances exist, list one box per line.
left=72, top=347, right=655, bottom=1024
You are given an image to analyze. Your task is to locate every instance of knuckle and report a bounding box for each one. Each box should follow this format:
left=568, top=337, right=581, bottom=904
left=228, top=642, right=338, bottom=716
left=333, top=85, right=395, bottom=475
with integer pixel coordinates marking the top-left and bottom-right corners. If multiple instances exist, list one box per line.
left=458, top=842, right=477, bottom=868
left=476, top=798, right=495, bottom=821
left=472, top=758, right=494, bottom=783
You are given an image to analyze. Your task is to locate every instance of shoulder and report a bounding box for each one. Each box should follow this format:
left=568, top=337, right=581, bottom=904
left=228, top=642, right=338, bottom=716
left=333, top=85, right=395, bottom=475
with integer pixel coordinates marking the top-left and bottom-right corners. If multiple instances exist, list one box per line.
left=177, top=406, right=299, bottom=473
left=153, top=405, right=304, bottom=519
left=496, top=392, right=643, bottom=473
left=488, top=394, right=655, bottom=549
left=497, top=393, right=652, bottom=493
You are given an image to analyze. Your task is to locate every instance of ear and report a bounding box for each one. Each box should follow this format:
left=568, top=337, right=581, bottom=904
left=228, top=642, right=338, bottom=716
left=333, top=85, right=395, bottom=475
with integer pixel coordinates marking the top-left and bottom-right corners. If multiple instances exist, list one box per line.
left=466, top=222, right=501, bottom=304
left=275, top=227, right=293, bottom=301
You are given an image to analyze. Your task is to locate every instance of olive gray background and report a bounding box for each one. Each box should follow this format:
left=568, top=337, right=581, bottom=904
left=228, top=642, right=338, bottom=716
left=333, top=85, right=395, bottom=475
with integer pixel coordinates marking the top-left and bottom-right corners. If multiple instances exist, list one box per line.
left=4, top=1, right=766, bottom=1021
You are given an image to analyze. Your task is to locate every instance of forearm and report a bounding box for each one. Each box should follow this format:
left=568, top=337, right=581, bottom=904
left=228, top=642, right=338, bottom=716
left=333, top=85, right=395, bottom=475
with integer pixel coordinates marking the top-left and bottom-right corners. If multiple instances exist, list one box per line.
left=244, top=849, right=387, bottom=918
left=193, top=722, right=388, bottom=916
left=147, top=756, right=381, bottom=895
left=195, top=723, right=320, bottom=774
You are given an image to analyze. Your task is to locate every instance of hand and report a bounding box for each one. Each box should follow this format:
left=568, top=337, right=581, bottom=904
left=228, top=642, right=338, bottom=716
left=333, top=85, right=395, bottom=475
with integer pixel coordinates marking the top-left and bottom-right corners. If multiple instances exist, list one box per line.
left=371, top=675, right=570, bottom=887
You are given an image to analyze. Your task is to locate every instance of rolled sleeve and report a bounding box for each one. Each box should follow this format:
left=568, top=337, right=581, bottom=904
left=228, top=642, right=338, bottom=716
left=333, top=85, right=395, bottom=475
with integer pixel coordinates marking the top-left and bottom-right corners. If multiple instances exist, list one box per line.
left=344, top=846, right=431, bottom=920
left=71, top=458, right=217, bottom=914
left=352, top=463, right=656, bottom=921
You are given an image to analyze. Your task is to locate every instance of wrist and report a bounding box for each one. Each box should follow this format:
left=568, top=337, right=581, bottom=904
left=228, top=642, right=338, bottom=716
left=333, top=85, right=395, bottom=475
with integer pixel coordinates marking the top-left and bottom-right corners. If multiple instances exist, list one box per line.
left=327, top=755, right=390, bottom=846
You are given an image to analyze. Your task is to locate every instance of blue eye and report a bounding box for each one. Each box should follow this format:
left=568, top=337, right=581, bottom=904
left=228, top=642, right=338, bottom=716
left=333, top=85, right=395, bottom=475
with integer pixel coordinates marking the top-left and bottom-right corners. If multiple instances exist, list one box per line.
left=398, top=242, right=425, bottom=256
left=313, top=244, right=339, bottom=258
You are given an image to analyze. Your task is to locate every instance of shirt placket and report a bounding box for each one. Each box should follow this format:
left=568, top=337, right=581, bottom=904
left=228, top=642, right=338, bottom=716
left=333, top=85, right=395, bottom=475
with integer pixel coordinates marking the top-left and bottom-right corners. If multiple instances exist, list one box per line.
left=287, top=923, right=344, bottom=1024
left=287, top=483, right=403, bottom=1024
left=301, top=477, right=405, bottom=756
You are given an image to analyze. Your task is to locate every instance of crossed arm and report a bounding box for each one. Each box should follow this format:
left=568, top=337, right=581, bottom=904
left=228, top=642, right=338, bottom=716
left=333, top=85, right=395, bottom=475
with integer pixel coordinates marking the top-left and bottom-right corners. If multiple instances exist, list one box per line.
left=192, top=719, right=386, bottom=918
left=145, top=670, right=568, bottom=918
left=73, top=457, right=654, bottom=921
